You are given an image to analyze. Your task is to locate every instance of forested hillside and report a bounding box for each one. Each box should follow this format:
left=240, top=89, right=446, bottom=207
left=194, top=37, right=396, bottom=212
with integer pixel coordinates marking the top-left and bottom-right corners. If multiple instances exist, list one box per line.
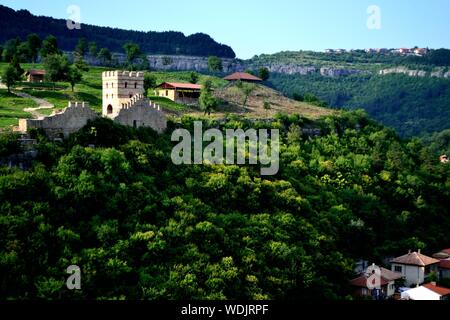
left=269, top=73, right=450, bottom=137
left=0, top=5, right=235, bottom=58
left=1, top=112, right=449, bottom=299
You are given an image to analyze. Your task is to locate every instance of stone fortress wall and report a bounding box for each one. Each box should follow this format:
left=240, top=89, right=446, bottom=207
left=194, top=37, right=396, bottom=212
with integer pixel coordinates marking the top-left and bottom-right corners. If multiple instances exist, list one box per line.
left=17, top=70, right=168, bottom=138
left=18, top=102, right=98, bottom=138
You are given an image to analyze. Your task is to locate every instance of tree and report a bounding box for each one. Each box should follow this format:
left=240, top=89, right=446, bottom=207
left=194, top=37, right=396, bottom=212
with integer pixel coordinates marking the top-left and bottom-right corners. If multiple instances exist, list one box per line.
left=41, top=35, right=60, bottom=58
left=199, top=80, right=218, bottom=116
left=123, top=42, right=141, bottom=65
left=43, top=54, right=70, bottom=86
left=263, top=100, right=271, bottom=116
left=11, top=55, right=24, bottom=80
left=97, top=48, right=112, bottom=65
left=67, top=65, right=83, bottom=92
left=2, top=64, right=19, bottom=93
left=144, top=73, right=157, bottom=97
left=2, top=38, right=20, bottom=62
left=236, top=81, right=256, bottom=107
left=75, top=38, right=88, bottom=58
left=0, top=45, right=3, bottom=62
left=208, top=56, right=223, bottom=72
left=89, top=42, right=98, bottom=57
left=189, top=72, right=199, bottom=84
left=259, top=67, right=270, bottom=81
left=27, top=34, right=42, bottom=63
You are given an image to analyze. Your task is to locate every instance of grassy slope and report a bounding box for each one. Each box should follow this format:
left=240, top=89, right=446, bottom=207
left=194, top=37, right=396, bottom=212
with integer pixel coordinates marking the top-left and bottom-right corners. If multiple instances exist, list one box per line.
left=0, top=62, right=333, bottom=128
left=0, top=90, right=37, bottom=128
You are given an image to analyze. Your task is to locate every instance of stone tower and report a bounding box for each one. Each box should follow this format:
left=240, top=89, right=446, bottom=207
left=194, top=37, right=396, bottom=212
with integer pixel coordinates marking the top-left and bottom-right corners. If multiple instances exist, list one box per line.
left=102, top=70, right=145, bottom=118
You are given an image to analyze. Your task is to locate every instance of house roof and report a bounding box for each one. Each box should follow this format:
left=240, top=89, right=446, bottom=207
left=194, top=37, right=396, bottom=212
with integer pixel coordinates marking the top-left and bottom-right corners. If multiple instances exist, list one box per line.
left=439, top=259, right=450, bottom=269
left=380, top=267, right=403, bottom=281
left=391, top=251, right=440, bottom=267
left=441, top=249, right=450, bottom=255
left=26, top=69, right=46, bottom=76
left=223, top=72, right=262, bottom=82
left=423, top=283, right=450, bottom=296
left=349, top=266, right=402, bottom=288
left=401, top=286, right=442, bottom=300
left=350, top=275, right=390, bottom=288
left=156, top=82, right=202, bottom=90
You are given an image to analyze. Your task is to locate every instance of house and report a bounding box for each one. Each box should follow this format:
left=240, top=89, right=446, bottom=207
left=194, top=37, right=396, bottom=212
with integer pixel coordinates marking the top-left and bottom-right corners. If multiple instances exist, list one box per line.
left=432, top=249, right=450, bottom=279
left=223, top=72, right=262, bottom=83
left=391, top=250, right=440, bottom=287
left=25, top=69, right=46, bottom=83
left=414, top=48, right=428, bottom=56
left=401, top=282, right=450, bottom=300
left=155, top=82, right=202, bottom=105
left=350, top=264, right=402, bottom=299
left=440, top=155, right=449, bottom=164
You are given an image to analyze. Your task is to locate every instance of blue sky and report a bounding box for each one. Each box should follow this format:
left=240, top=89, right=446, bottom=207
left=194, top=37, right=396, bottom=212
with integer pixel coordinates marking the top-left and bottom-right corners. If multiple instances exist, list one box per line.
left=1, top=0, right=450, bottom=58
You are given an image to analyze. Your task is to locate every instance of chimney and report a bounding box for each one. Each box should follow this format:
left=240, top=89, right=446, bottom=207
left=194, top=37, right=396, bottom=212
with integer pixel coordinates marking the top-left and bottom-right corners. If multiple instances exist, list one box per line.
left=418, top=249, right=421, bottom=254
left=408, top=250, right=411, bottom=254
left=430, top=282, right=437, bottom=286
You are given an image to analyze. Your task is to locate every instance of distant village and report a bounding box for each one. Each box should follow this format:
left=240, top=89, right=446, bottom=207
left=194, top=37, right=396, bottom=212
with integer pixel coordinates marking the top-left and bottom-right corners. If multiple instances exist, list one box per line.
left=324, top=47, right=429, bottom=56
left=350, top=248, right=450, bottom=300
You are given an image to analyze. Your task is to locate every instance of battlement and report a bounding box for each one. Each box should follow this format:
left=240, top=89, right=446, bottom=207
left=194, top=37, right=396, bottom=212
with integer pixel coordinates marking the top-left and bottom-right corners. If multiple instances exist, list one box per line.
left=102, top=70, right=145, bottom=79
left=68, top=101, right=90, bottom=109
left=120, top=94, right=162, bottom=112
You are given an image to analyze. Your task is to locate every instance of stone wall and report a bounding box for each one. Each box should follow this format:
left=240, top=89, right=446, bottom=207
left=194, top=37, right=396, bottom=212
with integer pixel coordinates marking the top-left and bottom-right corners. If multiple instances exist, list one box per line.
left=113, top=98, right=167, bottom=134
left=18, top=102, right=98, bottom=138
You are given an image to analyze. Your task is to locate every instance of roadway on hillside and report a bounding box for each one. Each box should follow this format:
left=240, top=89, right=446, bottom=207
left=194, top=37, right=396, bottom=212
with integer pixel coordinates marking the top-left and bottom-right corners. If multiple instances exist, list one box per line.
left=12, top=91, right=54, bottom=119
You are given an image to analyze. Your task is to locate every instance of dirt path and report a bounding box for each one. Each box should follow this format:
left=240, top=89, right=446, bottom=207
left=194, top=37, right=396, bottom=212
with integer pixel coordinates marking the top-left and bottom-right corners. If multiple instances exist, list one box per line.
left=12, top=91, right=54, bottom=118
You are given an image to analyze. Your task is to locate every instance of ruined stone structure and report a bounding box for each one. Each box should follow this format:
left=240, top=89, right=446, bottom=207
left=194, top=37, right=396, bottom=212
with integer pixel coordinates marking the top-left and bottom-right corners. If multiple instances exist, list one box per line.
left=102, top=70, right=167, bottom=133
left=17, top=71, right=167, bottom=138
left=18, top=102, right=98, bottom=138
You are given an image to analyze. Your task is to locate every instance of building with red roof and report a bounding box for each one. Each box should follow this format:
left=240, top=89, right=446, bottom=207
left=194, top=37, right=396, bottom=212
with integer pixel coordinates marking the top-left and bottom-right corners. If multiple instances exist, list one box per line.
left=25, top=69, right=46, bottom=83
left=223, top=72, right=262, bottom=83
left=350, top=264, right=402, bottom=299
left=155, top=82, right=203, bottom=105
left=391, top=250, right=440, bottom=287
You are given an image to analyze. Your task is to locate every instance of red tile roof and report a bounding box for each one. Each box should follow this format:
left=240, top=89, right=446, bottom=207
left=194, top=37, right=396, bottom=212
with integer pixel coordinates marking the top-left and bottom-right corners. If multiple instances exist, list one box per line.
left=156, top=82, right=202, bottom=90
left=26, top=69, right=46, bottom=75
left=442, top=249, right=450, bottom=255
left=223, top=72, right=262, bottom=82
left=350, top=275, right=390, bottom=288
left=440, top=260, right=450, bottom=269
left=423, top=283, right=450, bottom=296
left=391, top=251, right=440, bottom=267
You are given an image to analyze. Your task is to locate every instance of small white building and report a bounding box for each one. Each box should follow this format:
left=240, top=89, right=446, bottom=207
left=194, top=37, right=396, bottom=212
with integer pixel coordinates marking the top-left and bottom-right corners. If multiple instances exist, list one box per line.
left=401, top=283, right=450, bottom=300
left=391, top=250, right=440, bottom=287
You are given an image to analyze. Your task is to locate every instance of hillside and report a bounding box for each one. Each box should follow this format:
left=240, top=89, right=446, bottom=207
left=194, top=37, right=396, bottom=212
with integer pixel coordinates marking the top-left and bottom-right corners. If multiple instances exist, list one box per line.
left=0, top=63, right=331, bottom=130
left=244, top=50, right=450, bottom=137
left=0, top=5, right=235, bottom=58
left=1, top=109, right=449, bottom=300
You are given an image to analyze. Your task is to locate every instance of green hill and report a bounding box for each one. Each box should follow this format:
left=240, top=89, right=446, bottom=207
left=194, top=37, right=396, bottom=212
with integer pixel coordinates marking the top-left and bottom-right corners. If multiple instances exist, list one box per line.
left=0, top=63, right=332, bottom=130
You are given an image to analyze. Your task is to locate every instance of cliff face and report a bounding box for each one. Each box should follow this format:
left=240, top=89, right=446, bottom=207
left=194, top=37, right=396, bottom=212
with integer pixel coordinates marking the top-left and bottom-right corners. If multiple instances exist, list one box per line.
left=379, top=67, right=450, bottom=78
left=146, top=55, right=244, bottom=73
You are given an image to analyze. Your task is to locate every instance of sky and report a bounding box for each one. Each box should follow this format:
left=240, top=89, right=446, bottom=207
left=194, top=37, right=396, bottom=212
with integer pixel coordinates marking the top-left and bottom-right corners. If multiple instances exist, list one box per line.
left=1, top=0, right=450, bottom=59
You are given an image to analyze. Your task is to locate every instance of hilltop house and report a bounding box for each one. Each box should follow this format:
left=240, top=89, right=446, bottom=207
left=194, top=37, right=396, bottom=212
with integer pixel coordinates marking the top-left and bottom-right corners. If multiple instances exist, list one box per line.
left=25, top=69, right=46, bottom=83
left=223, top=72, right=262, bottom=83
left=155, top=82, right=202, bottom=105
left=350, top=264, right=402, bottom=299
left=391, top=250, right=440, bottom=287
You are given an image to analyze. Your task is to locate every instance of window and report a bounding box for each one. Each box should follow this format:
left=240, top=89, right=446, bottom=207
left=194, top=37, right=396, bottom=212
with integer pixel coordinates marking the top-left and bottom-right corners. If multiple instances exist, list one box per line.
left=130, top=94, right=132, bottom=98
left=134, top=82, right=137, bottom=89
left=107, top=105, right=113, bottom=114
left=133, top=120, right=137, bottom=128
left=112, top=83, right=114, bottom=88
left=112, top=94, right=114, bottom=99
left=106, top=83, right=109, bottom=89
left=106, top=94, right=109, bottom=99
left=394, top=266, right=402, bottom=273
left=166, top=90, right=169, bottom=96
left=125, top=82, right=128, bottom=88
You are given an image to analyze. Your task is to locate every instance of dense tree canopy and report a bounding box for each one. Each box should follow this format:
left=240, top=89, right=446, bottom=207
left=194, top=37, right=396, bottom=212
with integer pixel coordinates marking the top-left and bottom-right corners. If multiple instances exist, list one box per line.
left=1, top=111, right=449, bottom=300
